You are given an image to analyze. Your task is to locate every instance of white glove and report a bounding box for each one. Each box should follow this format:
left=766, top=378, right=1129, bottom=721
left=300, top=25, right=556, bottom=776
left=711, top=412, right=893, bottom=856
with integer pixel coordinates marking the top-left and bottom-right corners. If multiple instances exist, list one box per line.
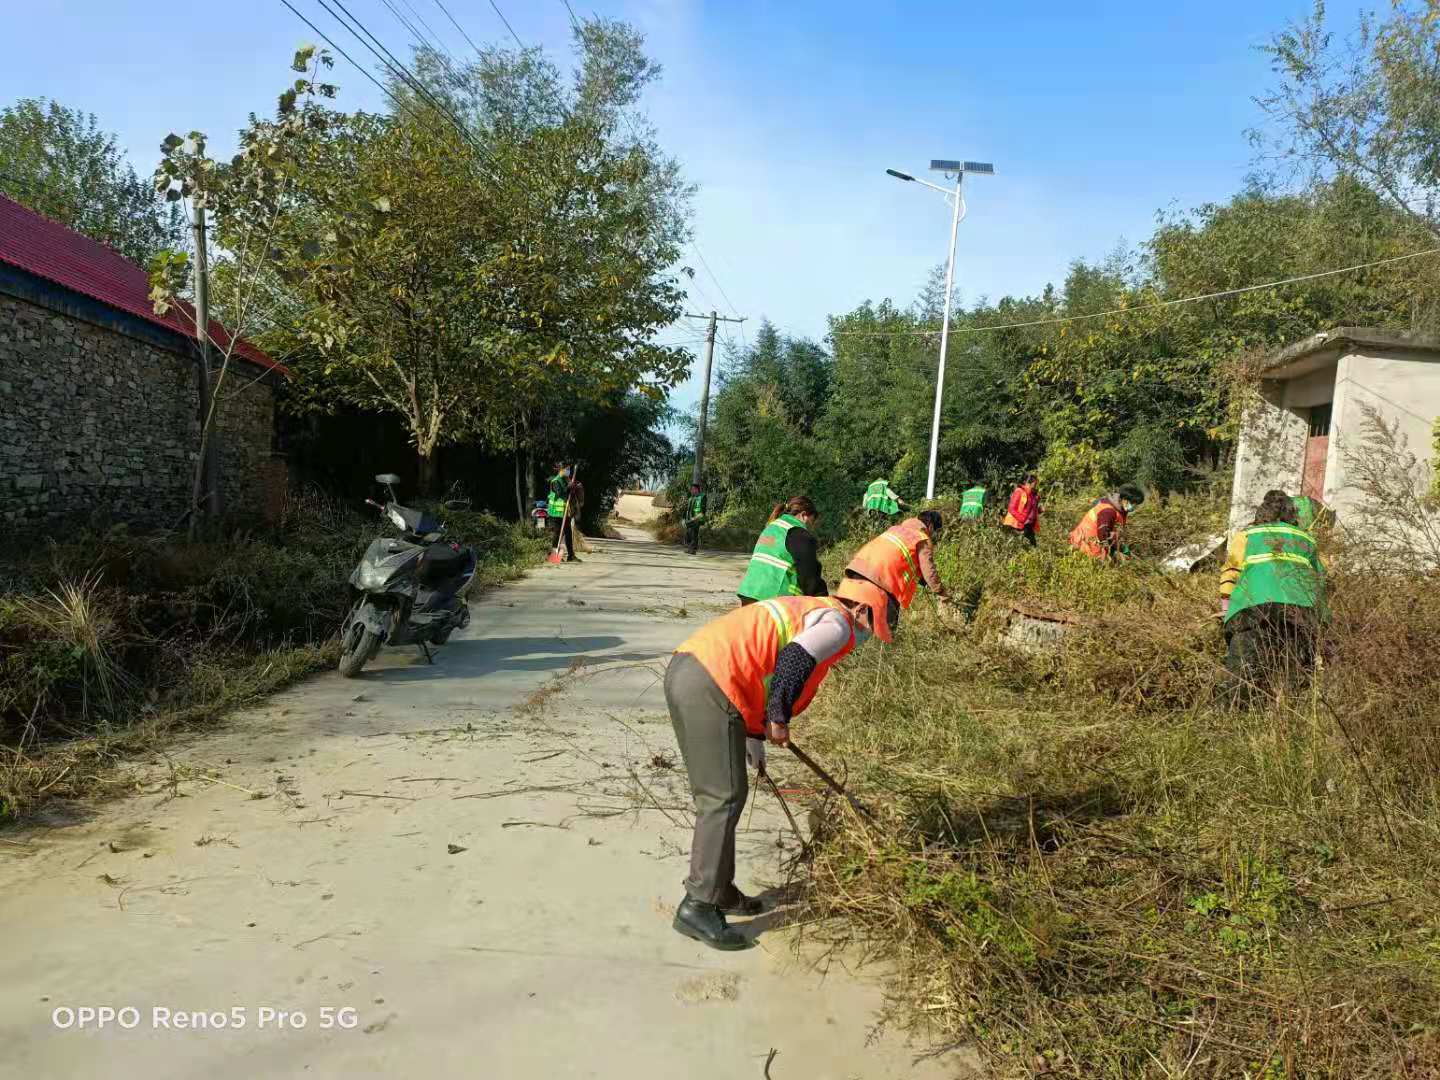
left=746, top=737, right=766, bottom=771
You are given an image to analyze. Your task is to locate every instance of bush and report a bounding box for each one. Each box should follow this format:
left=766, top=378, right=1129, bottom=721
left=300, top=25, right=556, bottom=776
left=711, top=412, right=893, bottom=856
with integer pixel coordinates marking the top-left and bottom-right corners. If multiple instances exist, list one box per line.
left=795, top=492, right=1440, bottom=1078
left=0, top=492, right=547, bottom=818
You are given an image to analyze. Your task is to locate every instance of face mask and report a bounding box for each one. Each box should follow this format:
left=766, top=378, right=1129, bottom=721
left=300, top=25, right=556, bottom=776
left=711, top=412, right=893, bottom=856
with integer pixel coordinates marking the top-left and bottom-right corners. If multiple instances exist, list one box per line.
left=852, top=626, right=873, bottom=648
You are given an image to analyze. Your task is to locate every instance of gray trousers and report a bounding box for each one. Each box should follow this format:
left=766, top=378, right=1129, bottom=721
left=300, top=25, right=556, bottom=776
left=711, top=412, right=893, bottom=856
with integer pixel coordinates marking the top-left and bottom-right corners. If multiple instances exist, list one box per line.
left=664, top=652, right=748, bottom=905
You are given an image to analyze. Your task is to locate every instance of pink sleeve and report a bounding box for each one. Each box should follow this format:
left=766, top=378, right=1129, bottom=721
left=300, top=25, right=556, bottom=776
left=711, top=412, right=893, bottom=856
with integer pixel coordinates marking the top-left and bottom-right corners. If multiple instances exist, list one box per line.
left=916, top=539, right=942, bottom=588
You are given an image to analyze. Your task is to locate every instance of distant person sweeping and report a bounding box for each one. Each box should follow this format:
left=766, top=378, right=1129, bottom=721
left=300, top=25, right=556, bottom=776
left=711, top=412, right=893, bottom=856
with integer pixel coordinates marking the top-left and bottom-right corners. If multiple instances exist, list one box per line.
left=664, top=577, right=901, bottom=950
left=843, top=510, right=948, bottom=607
left=683, top=483, right=707, bottom=555
left=545, top=463, right=580, bottom=563
left=735, top=496, right=826, bottom=604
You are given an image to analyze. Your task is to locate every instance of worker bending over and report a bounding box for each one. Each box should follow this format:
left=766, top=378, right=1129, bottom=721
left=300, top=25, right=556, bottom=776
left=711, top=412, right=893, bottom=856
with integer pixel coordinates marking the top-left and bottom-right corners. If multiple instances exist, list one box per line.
left=1220, top=489, right=1326, bottom=702
left=736, top=496, right=826, bottom=604
left=959, top=484, right=987, bottom=521
left=1002, top=474, right=1041, bottom=546
left=1069, top=483, right=1144, bottom=561
left=862, top=477, right=905, bottom=519
left=664, top=577, right=900, bottom=950
left=843, top=510, right=948, bottom=607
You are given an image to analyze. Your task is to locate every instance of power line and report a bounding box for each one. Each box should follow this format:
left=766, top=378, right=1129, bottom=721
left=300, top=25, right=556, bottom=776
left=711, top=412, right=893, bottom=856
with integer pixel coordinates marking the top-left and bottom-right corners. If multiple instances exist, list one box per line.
left=317, top=0, right=476, bottom=148
left=279, top=0, right=481, bottom=170
left=432, top=0, right=486, bottom=61
left=396, top=0, right=445, bottom=51
left=829, top=246, right=1440, bottom=339
left=486, top=0, right=525, bottom=50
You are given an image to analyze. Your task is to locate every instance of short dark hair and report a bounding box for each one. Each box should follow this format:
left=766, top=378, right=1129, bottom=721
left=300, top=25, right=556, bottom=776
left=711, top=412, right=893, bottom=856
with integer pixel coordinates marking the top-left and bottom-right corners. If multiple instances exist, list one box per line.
left=1254, top=489, right=1298, bottom=527
left=918, top=509, right=943, bottom=535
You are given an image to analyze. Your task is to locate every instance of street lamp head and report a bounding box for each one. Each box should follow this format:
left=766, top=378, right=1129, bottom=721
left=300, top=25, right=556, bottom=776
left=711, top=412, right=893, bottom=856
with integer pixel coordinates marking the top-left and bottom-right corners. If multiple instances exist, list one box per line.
left=885, top=168, right=915, bottom=182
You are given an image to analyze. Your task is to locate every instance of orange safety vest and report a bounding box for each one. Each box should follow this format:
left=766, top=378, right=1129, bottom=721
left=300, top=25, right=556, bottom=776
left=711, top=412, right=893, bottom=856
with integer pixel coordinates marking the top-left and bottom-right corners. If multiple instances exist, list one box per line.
left=844, top=517, right=929, bottom=609
left=1002, top=486, right=1036, bottom=530
left=1068, top=500, right=1126, bottom=558
left=675, top=596, right=856, bottom=736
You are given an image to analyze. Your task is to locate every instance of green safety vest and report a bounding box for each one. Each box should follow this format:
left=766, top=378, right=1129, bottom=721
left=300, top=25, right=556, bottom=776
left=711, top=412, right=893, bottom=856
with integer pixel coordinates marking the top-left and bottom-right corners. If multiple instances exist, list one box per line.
left=1225, top=523, right=1324, bottom=624
left=960, top=486, right=987, bottom=519
left=687, top=494, right=706, bottom=522
left=863, top=479, right=900, bottom=515
left=737, top=514, right=806, bottom=601
left=547, top=474, right=568, bottom=518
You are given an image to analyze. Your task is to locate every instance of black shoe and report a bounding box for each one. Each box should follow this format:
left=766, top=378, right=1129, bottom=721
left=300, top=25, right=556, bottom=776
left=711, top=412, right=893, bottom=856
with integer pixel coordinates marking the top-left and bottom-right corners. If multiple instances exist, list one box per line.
left=716, top=885, right=764, bottom=917
left=672, top=897, right=752, bottom=951
left=566, top=556, right=582, bottom=563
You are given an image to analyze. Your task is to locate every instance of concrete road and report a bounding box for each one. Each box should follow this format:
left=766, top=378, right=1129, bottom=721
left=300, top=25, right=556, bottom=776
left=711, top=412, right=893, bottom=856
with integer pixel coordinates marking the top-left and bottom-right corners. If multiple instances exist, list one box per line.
left=0, top=533, right=976, bottom=1079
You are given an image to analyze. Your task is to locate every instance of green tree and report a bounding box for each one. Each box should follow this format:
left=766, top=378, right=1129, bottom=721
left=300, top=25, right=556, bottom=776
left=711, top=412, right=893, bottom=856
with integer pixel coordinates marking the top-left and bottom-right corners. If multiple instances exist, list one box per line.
left=0, top=98, right=183, bottom=264
left=1257, top=0, right=1440, bottom=240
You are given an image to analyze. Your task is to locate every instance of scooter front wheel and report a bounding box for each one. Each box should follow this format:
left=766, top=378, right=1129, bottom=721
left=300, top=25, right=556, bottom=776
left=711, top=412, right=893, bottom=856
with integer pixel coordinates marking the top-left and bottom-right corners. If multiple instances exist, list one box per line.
left=338, top=621, right=380, bottom=678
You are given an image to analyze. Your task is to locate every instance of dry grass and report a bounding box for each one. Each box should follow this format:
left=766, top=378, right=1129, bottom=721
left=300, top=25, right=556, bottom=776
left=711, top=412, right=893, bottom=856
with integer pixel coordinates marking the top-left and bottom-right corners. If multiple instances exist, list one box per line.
left=798, top=492, right=1440, bottom=1078
left=0, top=497, right=548, bottom=820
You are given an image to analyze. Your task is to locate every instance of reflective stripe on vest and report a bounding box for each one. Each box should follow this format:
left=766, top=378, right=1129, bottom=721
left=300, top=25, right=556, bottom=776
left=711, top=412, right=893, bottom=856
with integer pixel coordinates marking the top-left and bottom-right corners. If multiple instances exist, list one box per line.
left=846, top=517, right=926, bottom=608
left=675, top=595, right=855, bottom=735
left=960, top=487, right=986, bottom=519
left=737, top=514, right=804, bottom=601
left=863, top=480, right=899, bottom=514
left=546, top=475, right=567, bottom=517
left=1069, top=501, right=1124, bottom=557
left=1226, top=523, right=1322, bottom=623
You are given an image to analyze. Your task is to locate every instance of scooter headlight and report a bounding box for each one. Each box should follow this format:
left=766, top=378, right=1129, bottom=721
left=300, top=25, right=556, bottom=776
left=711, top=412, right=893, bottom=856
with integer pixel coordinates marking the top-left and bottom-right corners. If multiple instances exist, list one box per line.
left=356, top=563, right=392, bottom=590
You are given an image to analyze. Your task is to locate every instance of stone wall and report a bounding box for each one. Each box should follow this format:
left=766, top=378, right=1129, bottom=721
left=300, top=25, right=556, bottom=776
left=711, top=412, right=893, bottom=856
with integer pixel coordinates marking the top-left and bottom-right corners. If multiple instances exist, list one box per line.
left=0, top=288, right=280, bottom=527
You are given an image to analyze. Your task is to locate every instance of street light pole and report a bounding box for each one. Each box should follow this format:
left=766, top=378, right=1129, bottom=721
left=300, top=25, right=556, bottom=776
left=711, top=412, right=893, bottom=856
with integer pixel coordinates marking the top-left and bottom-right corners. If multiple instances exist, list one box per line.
left=926, top=171, right=963, bottom=501
left=886, top=159, right=994, bottom=501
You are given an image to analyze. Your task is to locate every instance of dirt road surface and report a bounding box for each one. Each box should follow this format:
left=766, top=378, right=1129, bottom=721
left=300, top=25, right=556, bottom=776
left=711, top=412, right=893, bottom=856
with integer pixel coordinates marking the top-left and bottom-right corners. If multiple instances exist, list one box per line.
left=0, top=531, right=976, bottom=1079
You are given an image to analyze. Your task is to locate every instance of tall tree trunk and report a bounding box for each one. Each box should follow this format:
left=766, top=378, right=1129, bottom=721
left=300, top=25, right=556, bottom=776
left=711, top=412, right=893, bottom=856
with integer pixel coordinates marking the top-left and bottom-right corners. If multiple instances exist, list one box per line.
left=416, top=448, right=437, bottom=495
left=513, top=441, right=524, bottom=521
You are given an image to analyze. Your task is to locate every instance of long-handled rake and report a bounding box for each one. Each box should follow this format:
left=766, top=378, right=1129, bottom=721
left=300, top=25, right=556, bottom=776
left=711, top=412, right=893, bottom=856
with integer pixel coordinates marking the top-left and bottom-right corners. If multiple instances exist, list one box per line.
left=787, top=741, right=875, bottom=820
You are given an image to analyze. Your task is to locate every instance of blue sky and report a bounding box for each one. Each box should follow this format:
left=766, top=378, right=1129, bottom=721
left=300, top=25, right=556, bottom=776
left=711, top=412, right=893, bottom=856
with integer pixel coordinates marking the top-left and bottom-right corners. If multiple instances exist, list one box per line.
left=2, top=0, right=1370, bottom=414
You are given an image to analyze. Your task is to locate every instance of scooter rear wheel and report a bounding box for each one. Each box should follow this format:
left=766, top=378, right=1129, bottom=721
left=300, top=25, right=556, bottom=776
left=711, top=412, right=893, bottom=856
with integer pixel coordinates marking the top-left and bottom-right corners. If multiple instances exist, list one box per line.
left=338, top=622, right=380, bottom=678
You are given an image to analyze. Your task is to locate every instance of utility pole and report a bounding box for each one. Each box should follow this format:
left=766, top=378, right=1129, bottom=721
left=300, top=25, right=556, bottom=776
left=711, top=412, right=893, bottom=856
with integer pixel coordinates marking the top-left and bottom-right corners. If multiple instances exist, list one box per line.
left=886, top=159, right=995, bottom=500
left=189, top=206, right=220, bottom=536
left=688, top=309, right=746, bottom=488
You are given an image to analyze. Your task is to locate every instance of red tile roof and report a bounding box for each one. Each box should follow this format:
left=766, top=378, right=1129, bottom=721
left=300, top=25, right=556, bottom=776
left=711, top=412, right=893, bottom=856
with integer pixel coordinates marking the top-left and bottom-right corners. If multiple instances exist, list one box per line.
left=0, top=194, right=284, bottom=374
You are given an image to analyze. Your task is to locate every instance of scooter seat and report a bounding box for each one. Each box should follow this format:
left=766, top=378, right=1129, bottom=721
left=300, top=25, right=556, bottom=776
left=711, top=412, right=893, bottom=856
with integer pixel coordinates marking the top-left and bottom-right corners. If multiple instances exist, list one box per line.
left=417, top=543, right=470, bottom=584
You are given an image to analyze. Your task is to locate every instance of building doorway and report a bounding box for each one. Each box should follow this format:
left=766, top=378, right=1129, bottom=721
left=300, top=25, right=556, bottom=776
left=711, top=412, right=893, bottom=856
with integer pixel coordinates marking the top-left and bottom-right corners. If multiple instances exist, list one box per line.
left=1302, top=402, right=1331, bottom=500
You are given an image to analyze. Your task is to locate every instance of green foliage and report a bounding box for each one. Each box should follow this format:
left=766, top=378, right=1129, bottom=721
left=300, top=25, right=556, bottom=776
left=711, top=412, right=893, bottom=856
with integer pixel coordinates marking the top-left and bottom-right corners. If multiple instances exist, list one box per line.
left=802, top=493, right=1440, bottom=1077
left=0, top=97, right=184, bottom=263
left=1257, top=0, right=1440, bottom=245
left=691, top=174, right=1436, bottom=524
left=0, top=502, right=547, bottom=814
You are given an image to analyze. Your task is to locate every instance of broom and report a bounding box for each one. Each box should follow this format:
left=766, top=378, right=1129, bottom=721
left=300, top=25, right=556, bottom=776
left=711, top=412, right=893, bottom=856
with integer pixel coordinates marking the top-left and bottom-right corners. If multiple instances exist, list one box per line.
left=546, top=464, right=579, bottom=564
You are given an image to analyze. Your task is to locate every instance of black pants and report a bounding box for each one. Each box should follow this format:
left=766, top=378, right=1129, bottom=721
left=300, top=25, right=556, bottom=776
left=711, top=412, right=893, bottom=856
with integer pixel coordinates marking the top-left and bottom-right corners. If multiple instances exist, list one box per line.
left=685, top=520, right=702, bottom=554
left=548, top=516, right=575, bottom=560
left=1222, top=603, right=1317, bottom=705
left=1006, top=524, right=1037, bottom=547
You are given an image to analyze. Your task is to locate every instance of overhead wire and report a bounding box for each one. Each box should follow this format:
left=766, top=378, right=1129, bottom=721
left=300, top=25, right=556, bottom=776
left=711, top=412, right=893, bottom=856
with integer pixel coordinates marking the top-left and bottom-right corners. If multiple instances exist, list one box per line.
left=432, top=0, right=487, bottom=61
left=485, top=0, right=526, bottom=50
left=828, top=246, right=1440, bottom=339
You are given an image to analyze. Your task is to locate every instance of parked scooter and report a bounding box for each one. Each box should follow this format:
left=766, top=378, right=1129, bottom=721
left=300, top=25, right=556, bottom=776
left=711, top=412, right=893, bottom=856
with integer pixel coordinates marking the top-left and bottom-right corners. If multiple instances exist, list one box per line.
left=338, top=473, right=478, bottom=677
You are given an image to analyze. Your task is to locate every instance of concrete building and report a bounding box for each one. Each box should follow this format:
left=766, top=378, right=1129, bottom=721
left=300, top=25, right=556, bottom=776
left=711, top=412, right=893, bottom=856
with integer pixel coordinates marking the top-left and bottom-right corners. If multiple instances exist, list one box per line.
left=1230, top=326, right=1440, bottom=532
left=0, top=194, right=287, bottom=526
